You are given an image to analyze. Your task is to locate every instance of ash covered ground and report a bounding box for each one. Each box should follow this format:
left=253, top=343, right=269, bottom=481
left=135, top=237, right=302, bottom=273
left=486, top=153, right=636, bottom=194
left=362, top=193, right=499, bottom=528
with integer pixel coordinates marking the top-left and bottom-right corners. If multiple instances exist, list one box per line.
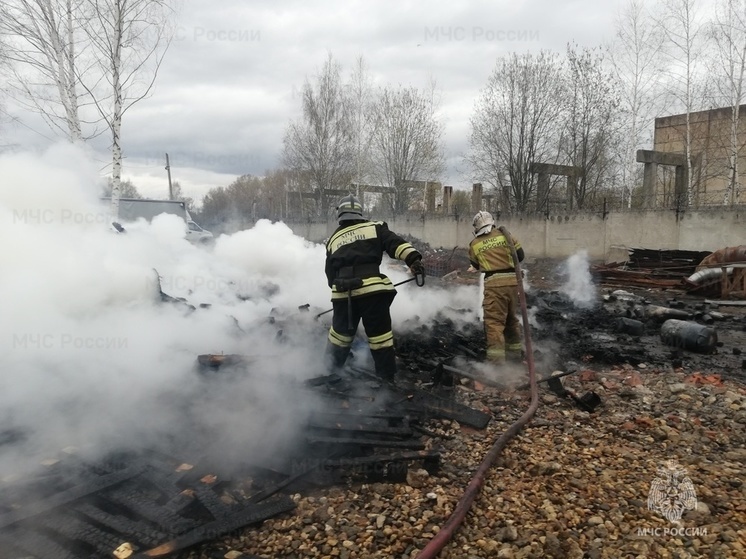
left=395, top=255, right=746, bottom=384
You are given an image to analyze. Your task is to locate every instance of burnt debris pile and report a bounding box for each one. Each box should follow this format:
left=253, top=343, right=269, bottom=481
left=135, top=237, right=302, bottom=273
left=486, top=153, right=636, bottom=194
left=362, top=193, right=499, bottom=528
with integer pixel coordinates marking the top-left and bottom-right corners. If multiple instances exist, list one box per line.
left=396, top=313, right=485, bottom=364
left=523, top=288, right=746, bottom=377
left=0, top=346, right=493, bottom=559
left=392, top=288, right=745, bottom=378
left=2, top=289, right=742, bottom=558
left=398, top=238, right=471, bottom=278
left=0, top=449, right=296, bottom=559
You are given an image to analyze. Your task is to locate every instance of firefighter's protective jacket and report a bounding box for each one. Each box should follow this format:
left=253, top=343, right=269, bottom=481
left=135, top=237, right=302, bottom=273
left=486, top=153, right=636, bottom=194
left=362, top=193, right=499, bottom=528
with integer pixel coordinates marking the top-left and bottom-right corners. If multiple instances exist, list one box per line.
left=325, top=219, right=421, bottom=301
left=468, top=228, right=524, bottom=287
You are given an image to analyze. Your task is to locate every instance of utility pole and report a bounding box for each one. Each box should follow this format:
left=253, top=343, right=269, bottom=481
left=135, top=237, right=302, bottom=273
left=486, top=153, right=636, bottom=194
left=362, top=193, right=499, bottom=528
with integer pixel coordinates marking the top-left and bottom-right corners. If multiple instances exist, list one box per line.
left=165, top=153, right=173, bottom=200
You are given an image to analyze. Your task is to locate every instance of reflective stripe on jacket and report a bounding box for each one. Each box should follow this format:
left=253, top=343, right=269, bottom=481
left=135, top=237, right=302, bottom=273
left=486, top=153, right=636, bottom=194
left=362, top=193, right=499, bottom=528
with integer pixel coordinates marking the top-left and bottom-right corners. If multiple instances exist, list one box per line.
left=325, top=220, right=421, bottom=301
left=468, top=228, right=523, bottom=287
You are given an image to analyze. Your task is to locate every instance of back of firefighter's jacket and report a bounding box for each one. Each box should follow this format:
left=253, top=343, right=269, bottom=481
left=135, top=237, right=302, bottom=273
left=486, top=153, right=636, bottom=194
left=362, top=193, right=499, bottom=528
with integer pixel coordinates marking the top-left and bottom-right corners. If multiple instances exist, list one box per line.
left=468, top=229, right=521, bottom=287
left=325, top=220, right=419, bottom=300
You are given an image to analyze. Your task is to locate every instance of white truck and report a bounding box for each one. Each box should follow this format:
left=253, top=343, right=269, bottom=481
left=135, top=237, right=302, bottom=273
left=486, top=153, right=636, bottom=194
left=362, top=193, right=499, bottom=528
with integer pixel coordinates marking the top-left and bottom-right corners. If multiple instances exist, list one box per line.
left=105, top=198, right=214, bottom=243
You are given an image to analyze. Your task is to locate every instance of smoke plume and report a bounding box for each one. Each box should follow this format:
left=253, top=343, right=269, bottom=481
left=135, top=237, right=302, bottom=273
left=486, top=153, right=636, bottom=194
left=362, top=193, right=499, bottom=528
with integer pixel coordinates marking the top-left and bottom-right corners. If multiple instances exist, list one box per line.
left=0, top=144, right=481, bottom=477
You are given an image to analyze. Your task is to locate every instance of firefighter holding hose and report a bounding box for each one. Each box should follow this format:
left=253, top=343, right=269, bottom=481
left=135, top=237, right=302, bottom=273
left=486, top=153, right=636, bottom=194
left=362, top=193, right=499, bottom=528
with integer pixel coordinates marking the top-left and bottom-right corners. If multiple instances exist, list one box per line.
left=468, top=211, right=525, bottom=365
left=324, top=194, right=425, bottom=381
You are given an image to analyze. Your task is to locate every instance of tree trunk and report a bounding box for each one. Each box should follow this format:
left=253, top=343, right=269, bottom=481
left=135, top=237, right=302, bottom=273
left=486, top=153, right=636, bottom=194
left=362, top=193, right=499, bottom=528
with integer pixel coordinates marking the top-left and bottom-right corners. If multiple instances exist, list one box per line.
left=109, top=0, right=124, bottom=222
left=65, top=0, right=82, bottom=141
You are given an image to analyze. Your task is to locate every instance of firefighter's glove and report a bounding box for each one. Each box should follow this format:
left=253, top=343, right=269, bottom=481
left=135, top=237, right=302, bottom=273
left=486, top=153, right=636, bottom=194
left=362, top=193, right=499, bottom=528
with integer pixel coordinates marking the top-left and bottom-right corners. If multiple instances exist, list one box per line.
left=409, top=259, right=425, bottom=277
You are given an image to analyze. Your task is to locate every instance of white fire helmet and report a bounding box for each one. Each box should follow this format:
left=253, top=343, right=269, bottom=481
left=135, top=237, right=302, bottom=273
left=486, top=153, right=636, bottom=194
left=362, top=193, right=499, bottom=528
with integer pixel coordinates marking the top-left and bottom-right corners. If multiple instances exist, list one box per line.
left=472, top=211, right=495, bottom=237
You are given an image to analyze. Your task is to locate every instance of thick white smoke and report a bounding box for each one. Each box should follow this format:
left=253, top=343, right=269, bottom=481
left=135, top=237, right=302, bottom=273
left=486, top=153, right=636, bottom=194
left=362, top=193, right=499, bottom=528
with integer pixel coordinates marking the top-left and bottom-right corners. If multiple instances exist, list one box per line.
left=0, top=144, right=480, bottom=477
left=559, top=250, right=597, bottom=308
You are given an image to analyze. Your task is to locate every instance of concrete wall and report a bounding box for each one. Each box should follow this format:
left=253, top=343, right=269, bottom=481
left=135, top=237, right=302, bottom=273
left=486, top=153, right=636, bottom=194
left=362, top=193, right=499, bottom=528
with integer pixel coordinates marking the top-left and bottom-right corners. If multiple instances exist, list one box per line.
left=282, top=207, right=746, bottom=261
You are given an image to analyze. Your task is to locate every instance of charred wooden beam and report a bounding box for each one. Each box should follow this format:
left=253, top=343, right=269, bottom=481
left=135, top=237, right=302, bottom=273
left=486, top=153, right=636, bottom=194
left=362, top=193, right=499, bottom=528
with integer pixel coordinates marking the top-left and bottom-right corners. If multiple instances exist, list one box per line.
left=326, top=450, right=441, bottom=474
left=99, top=484, right=199, bottom=535
left=73, top=502, right=168, bottom=547
left=0, top=464, right=146, bottom=529
left=192, top=482, right=233, bottom=522
left=306, top=435, right=426, bottom=450
left=37, top=513, right=126, bottom=556
left=132, top=497, right=296, bottom=558
left=394, top=388, right=492, bottom=429
left=306, top=412, right=413, bottom=437
left=2, top=528, right=80, bottom=559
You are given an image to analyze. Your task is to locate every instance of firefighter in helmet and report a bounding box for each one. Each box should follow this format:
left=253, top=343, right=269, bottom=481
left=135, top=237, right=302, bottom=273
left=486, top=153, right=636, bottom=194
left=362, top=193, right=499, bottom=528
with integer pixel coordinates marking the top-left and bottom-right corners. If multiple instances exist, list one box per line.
left=468, top=211, right=524, bottom=364
left=324, top=194, right=425, bottom=380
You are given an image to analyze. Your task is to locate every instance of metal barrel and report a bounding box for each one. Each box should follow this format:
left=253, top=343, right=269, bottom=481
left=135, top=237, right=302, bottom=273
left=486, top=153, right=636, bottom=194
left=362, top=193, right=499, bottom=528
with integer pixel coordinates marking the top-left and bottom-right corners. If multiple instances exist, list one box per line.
left=615, top=317, right=645, bottom=336
left=660, top=319, right=718, bottom=354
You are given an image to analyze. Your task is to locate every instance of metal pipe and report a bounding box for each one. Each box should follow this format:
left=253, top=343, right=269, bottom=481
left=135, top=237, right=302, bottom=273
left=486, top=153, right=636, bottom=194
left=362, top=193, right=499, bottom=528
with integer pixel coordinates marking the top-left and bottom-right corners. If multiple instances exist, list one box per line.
left=686, top=267, right=732, bottom=284
left=414, top=226, right=539, bottom=559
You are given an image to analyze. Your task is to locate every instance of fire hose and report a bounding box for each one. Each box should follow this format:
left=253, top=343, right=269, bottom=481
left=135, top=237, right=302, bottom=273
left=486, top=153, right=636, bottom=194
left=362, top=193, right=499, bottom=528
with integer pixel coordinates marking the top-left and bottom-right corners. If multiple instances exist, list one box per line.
left=414, top=226, right=539, bottom=559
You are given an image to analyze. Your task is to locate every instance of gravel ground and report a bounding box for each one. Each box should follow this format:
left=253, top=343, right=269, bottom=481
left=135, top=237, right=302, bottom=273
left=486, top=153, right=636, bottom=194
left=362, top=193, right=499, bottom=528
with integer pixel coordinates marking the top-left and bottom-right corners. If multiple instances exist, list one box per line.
left=182, top=362, right=746, bottom=559
left=181, top=258, right=745, bottom=559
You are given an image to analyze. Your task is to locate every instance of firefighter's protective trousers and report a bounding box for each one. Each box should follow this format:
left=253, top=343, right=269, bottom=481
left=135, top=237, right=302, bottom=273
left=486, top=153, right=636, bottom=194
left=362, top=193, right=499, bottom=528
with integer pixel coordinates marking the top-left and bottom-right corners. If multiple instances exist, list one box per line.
left=483, top=277, right=522, bottom=364
left=326, top=291, right=397, bottom=380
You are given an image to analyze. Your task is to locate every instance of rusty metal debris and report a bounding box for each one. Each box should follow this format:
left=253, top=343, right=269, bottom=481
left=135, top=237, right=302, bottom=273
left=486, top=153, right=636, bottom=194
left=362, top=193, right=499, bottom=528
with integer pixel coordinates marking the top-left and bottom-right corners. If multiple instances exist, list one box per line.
left=593, top=248, right=709, bottom=289
left=594, top=246, right=746, bottom=300
left=685, top=246, right=746, bottom=298
left=591, top=264, right=688, bottom=289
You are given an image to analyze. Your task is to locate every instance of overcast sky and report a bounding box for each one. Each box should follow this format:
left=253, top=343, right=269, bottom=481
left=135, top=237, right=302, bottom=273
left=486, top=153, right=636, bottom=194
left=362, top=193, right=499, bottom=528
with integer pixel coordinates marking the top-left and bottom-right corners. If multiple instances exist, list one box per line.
left=2, top=0, right=625, bottom=202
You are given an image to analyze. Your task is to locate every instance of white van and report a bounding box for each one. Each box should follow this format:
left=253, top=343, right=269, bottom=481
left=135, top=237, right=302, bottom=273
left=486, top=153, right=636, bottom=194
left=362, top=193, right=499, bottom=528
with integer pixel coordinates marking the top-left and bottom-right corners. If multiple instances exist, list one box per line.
left=104, top=198, right=214, bottom=244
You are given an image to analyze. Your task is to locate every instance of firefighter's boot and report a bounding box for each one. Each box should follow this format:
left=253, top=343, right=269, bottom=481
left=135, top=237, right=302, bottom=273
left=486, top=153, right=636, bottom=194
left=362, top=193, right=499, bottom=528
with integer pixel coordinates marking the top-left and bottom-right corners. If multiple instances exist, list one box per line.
left=325, top=341, right=351, bottom=372
left=371, top=347, right=397, bottom=382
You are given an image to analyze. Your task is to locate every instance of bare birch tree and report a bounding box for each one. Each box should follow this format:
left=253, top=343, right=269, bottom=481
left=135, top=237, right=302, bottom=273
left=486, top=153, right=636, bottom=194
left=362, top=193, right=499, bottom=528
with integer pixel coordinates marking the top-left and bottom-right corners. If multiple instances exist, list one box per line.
left=0, top=0, right=90, bottom=141
left=562, top=44, right=621, bottom=210
left=609, top=0, right=666, bottom=208
left=468, top=51, right=564, bottom=212
left=282, top=53, right=354, bottom=217
left=345, top=56, right=377, bottom=195
left=81, top=0, right=172, bottom=220
left=370, top=83, right=444, bottom=214
left=658, top=0, right=708, bottom=204
left=709, top=0, right=746, bottom=204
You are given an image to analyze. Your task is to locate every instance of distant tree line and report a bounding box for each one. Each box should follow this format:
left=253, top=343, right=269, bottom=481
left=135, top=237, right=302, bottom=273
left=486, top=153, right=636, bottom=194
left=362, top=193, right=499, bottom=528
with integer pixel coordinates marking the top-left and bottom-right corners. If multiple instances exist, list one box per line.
left=3, top=0, right=745, bottom=223
left=194, top=0, right=746, bottom=222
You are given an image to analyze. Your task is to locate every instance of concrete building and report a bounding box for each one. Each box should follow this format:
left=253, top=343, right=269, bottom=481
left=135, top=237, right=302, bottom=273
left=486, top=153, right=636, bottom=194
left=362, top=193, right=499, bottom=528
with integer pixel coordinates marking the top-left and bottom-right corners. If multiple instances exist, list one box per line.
left=654, top=105, right=745, bottom=206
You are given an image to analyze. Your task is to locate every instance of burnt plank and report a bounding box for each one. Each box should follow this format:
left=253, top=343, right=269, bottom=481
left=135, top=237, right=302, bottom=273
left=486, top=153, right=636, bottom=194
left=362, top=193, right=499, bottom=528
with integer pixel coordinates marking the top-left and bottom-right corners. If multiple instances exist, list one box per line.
left=306, top=414, right=412, bottom=437
left=397, top=389, right=492, bottom=429
left=306, top=436, right=425, bottom=450
left=132, top=497, right=296, bottom=557
left=99, top=485, right=198, bottom=536
left=37, top=513, right=123, bottom=556
left=139, top=464, right=188, bottom=495
left=4, top=528, right=80, bottom=559
left=246, top=449, right=349, bottom=504
left=162, top=490, right=197, bottom=516
left=73, top=502, right=167, bottom=547
left=0, top=464, right=146, bottom=529
left=192, top=483, right=232, bottom=521
left=304, top=373, right=341, bottom=387
left=326, top=449, right=440, bottom=468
